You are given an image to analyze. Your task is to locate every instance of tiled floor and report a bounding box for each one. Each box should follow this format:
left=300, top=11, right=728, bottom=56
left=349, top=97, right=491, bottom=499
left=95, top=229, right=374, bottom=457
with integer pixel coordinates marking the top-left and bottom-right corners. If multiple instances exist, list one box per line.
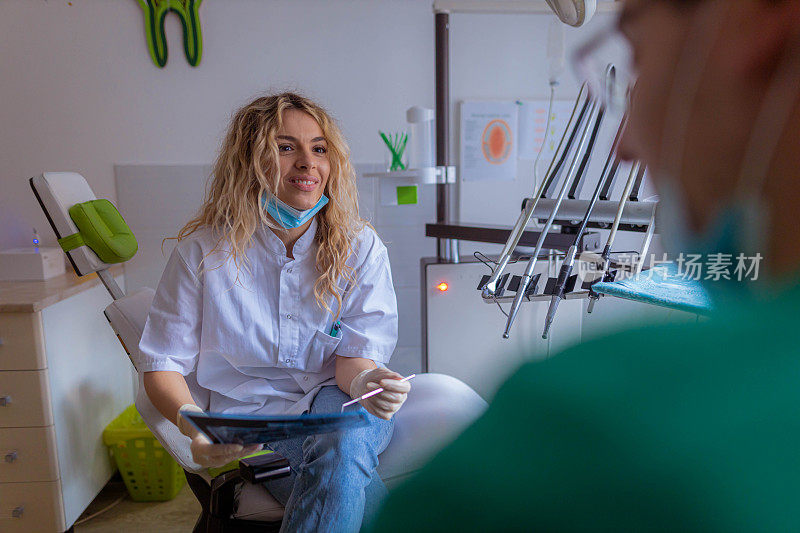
left=74, top=478, right=200, bottom=532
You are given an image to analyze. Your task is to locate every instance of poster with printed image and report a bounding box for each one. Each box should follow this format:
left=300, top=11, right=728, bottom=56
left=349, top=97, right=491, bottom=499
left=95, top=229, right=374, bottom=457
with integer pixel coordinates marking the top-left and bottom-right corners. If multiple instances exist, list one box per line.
left=517, top=100, right=575, bottom=159
left=517, top=99, right=576, bottom=181
left=459, top=101, right=519, bottom=182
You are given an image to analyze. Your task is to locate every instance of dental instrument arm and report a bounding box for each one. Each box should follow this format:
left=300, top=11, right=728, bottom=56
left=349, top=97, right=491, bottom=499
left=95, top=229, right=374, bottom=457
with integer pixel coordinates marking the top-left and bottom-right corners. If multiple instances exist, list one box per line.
left=541, top=94, right=592, bottom=199
left=629, top=164, right=646, bottom=201
left=635, top=207, right=658, bottom=276
left=599, top=157, right=623, bottom=201
left=483, top=86, right=589, bottom=298
left=567, top=111, right=608, bottom=200
left=503, top=99, right=601, bottom=339
left=587, top=161, right=641, bottom=313
left=542, top=110, right=625, bottom=339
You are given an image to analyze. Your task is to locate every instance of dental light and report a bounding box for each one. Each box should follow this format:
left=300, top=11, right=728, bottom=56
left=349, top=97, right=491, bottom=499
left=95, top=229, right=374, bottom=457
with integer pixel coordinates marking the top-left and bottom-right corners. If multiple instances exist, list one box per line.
left=545, top=0, right=597, bottom=27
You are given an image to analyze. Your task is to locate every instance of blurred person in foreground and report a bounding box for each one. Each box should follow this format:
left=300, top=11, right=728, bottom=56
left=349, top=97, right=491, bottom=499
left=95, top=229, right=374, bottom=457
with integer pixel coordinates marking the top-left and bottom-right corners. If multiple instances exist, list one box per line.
left=371, top=0, right=800, bottom=530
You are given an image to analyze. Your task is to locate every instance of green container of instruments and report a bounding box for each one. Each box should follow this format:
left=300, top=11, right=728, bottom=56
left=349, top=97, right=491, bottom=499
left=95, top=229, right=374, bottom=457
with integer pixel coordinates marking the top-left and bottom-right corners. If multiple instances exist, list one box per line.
left=103, top=405, right=185, bottom=501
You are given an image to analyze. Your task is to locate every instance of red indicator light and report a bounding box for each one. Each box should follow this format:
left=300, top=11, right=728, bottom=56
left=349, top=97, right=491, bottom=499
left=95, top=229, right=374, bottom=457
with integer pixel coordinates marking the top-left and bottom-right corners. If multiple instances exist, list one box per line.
left=436, top=282, right=449, bottom=292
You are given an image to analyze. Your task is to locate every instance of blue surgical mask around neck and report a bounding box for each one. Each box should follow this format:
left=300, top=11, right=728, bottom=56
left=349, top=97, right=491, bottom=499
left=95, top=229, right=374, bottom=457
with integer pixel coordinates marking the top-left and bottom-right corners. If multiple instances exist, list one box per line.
left=657, top=178, right=768, bottom=302
left=261, top=193, right=328, bottom=229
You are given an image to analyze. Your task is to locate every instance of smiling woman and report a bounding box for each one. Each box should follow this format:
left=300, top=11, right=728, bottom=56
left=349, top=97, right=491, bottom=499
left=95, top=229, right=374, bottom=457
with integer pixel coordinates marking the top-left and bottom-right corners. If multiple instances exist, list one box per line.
left=137, top=92, right=412, bottom=532
left=178, top=93, right=362, bottom=317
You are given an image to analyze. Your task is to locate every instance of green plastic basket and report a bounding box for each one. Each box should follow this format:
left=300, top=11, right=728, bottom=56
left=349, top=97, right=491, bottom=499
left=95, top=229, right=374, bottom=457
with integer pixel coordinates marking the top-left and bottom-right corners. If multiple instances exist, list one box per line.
left=103, top=404, right=186, bottom=501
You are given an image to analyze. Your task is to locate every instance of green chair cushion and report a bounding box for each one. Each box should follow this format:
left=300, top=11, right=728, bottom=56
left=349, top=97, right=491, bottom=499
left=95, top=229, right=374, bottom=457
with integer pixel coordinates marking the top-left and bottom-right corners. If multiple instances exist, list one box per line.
left=59, top=199, right=138, bottom=263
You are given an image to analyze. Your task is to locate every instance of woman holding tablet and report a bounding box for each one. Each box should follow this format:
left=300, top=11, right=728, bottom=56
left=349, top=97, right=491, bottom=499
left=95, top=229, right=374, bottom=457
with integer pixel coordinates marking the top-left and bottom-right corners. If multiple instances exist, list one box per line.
left=137, top=92, right=411, bottom=533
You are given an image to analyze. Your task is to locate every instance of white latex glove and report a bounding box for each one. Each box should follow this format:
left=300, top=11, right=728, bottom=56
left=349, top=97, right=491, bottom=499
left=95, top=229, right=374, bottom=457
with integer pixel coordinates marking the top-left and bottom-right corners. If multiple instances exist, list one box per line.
left=177, top=404, right=262, bottom=469
left=349, top=368, right=411, bottom=420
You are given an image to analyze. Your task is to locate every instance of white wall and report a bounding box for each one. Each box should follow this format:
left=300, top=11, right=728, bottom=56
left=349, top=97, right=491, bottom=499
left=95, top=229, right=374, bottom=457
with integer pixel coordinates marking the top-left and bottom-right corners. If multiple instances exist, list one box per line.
left=0, top=0, right=438, bottom=375
left=1, top=0, right=650, bottom=373
left=0, top=1, right=639, bottom=249
left=0, top=0, right=434, bottom=249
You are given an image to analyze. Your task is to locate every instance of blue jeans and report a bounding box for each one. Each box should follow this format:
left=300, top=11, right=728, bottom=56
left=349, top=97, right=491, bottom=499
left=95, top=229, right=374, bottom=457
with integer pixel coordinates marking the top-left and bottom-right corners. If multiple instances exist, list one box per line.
left=262, top=385, right=394, bottom=533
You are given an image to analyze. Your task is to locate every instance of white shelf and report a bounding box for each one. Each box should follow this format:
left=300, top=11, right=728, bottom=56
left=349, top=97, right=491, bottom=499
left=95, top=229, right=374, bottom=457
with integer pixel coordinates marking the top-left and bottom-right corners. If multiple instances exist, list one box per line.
left=363, top=166, right=456, bottom=184
left=433, top=0, right=621, bottom=15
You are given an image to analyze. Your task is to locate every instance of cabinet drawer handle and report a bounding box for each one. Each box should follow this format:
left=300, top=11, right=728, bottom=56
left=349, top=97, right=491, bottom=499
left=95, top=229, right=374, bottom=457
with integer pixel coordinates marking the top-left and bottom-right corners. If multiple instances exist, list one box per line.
left=12, top=505, right=23, bottom=518
left=5, top=451, right=17, bottom=463
left=0, top=396, right=10, bottom=406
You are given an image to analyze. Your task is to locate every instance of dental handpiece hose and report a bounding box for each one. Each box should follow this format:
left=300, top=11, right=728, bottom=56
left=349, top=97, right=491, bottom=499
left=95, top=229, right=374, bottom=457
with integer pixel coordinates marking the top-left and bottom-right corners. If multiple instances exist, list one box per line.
left=542, top=244, right=577, bottom=339
left=586, top=242, right=613, bottom=315
left=587, top=161, right=641, bottom=313
left=483, top=86, right=589, bottom=298
left=502, top=100, right=599, bottom=339
left=542, top=107, right=613, bottom=339
left=635, top=207, right=658, bottom=276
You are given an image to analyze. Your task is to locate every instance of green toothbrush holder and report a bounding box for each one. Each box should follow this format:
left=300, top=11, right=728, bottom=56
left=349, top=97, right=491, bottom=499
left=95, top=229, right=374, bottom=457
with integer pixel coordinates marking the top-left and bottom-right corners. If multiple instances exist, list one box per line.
left=380, top=130, right=409, bottom=172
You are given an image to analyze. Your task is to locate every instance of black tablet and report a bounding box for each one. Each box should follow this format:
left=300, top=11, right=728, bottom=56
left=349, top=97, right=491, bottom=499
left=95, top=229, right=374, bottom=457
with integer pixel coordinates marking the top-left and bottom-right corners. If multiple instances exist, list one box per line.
left=181, top=411, right=369, bottom=445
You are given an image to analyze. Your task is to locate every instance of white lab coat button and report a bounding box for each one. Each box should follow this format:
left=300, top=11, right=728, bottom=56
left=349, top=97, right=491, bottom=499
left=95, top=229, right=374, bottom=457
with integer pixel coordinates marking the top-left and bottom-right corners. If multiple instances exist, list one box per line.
left=286, top=314, right=292, bottom=320
left=286, top=268, right=293, bottom=273
left=303, top=376, right=309, bottom=381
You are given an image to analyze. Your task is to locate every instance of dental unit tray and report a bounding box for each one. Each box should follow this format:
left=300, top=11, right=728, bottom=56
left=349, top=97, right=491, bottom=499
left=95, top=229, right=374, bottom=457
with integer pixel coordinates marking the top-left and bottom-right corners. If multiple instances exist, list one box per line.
left=182, top=411, right=369, bottom=446
left=477, top=251, right=641, bottom=304
left=478, top=273, right=589, bottom=304
left=591, top=263, right=713, bottom=315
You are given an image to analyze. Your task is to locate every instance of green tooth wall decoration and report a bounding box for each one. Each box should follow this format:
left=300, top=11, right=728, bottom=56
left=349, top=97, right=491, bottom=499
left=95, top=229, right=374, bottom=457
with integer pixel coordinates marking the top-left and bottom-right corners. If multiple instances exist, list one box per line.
left=137, top=0, right=204, bottom=68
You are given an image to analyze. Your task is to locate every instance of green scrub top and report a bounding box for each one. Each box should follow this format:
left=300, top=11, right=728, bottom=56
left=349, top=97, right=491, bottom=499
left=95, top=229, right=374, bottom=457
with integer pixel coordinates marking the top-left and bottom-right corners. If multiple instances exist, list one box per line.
left=370, top=281, right=800, bottom=531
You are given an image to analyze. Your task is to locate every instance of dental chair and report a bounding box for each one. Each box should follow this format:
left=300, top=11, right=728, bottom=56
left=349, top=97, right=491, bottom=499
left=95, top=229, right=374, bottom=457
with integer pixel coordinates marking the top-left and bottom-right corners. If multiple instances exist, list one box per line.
left=30, top=171, right=487, bottom=532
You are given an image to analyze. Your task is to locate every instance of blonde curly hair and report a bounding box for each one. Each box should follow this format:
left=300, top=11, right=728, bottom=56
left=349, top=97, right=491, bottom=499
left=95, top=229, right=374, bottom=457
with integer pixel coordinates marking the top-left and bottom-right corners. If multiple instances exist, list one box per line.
left=176, top=92, right=365, bottom=319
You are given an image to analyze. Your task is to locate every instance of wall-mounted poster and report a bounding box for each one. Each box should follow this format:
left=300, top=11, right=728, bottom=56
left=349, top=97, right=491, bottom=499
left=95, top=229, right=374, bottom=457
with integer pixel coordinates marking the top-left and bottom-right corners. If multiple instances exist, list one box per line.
left=459, top=101, right=519, bottom=182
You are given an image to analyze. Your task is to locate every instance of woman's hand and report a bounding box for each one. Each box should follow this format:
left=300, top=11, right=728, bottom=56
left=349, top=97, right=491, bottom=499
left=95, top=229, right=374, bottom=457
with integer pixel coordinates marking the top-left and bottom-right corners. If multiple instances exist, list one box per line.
left=349, top=368, right=411, bottom=420
left=177, top=404, right=262, bottom=468
left=190, top=434, right=262, bottom=469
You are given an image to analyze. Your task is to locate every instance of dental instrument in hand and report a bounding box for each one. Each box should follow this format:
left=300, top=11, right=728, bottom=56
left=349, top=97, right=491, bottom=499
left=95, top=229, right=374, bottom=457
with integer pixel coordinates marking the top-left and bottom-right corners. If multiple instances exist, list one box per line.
left=482, top=85, right=589, bottom=299
left=341, top=374, right=416, bottom=410
left=587, top=160, right=641, bottom=314
left=503, top=97, right=601, bottom=339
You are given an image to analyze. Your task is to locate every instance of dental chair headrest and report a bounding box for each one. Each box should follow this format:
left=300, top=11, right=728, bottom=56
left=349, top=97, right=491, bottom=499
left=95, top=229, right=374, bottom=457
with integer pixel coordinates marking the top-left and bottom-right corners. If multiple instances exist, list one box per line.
left=62, top=199, right=138, bottom=264
left=30, top=172, right=137, bottom=276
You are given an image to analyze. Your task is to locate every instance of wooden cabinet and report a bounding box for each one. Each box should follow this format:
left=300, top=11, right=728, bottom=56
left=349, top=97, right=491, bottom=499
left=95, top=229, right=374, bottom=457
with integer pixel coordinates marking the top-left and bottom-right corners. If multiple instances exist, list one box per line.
left=0, top=270, right=135, bottom=532
left=0, top=370, right=54, bottom=427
